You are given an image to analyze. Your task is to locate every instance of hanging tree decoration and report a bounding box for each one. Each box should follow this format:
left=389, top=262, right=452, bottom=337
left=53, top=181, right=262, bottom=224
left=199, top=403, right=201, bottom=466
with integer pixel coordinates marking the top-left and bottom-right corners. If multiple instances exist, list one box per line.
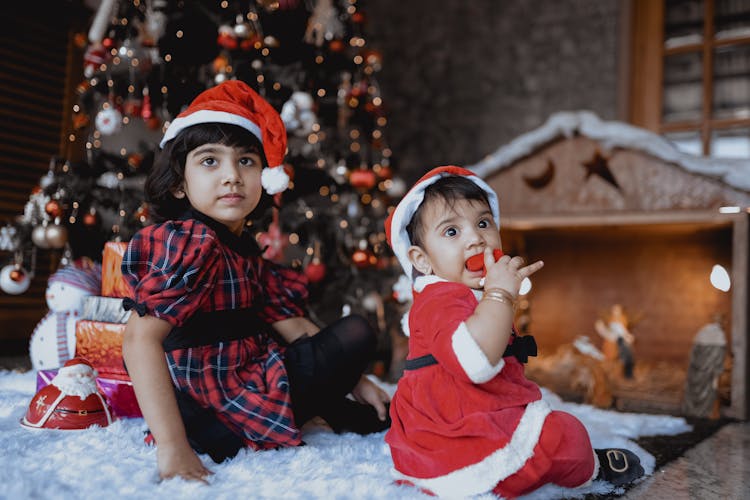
left=0, top=251, right=32, bottom=295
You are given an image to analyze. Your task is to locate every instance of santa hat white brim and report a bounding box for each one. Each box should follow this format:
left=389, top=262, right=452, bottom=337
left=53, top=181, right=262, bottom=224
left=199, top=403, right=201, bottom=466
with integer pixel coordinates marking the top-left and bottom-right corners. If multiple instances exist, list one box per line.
left=159, top=110, right=263, bottom=149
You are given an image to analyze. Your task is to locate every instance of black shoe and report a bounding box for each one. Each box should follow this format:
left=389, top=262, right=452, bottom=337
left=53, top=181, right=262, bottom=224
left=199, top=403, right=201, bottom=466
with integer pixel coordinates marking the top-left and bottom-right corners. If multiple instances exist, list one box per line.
left=321, top=398, right=391, bottom=435
left=595, top=448, right=644, bottom=486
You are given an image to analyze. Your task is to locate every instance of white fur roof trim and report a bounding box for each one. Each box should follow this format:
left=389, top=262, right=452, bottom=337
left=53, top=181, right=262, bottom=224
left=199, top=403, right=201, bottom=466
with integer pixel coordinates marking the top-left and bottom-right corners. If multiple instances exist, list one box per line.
left=467, top=110, right=750, bottom=193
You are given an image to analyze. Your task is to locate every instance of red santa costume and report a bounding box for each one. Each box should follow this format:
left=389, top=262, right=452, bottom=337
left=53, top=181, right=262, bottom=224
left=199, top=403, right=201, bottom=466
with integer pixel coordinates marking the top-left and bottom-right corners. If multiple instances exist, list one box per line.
left=384, top=166, right=598, bottom=498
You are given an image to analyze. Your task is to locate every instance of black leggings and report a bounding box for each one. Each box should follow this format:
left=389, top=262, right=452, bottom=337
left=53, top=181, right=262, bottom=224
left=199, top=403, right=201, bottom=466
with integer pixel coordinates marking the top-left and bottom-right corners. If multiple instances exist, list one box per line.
left=176, top=314, right=383, bottom=463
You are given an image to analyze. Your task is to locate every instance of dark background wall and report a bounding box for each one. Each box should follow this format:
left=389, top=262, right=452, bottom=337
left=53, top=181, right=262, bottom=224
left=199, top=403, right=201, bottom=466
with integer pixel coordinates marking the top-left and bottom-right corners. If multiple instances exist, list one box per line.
left=365, top=0, right=625, bottom=182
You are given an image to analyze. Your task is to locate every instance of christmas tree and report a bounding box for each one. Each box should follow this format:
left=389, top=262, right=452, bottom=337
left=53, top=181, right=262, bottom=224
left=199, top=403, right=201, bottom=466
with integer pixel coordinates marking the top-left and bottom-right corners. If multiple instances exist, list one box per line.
left=0, top=0, right=409, bottom=379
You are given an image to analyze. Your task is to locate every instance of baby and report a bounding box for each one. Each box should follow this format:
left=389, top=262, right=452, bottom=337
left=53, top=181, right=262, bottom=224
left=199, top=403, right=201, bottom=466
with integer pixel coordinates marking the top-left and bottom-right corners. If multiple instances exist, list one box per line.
left=383, top=166, right=643, bottom=498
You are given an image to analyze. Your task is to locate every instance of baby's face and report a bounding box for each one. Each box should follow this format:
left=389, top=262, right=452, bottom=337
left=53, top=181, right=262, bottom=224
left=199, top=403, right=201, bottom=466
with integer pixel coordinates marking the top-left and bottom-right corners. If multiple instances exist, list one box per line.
left=411, top=197, right=501, bottom=288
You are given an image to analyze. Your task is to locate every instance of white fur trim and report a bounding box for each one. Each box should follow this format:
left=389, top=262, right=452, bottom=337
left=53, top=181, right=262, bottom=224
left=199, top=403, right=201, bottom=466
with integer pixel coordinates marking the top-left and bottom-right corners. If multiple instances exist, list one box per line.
left=389, top=172, right=500, bottom=278
left=412, top=275, right=446, bottom=293
left=261, top=166, right=290, bottom=194
left=160, top=110, right=263, bottom=148
left=400, top=309, right=411, bottom=337
left=392, top=399, right=552, bottom=497
left=452, top=323, right=505, bottom=383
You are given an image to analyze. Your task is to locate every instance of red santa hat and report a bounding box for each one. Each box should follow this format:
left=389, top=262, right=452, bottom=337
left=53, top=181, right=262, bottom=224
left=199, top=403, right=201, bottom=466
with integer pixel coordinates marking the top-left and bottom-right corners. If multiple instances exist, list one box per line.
left=160, top=79, right=290, bottom=194
left=384, top=166, right=500, bottom=279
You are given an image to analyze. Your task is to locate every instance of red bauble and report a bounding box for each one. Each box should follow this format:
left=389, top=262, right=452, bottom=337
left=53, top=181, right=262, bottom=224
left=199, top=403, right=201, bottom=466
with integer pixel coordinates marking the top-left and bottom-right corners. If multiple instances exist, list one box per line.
left=351, top=248, right=375, bottom=269
left=304, top=259, right=326, bottom=283
left=217, top=32, right=239, bottom=50
left=351, top=11, right=366, bottom=24
left=329, top=39, right=345, bottom=53
left=45, top=200, right=62, bottom=218
left=349, top=169, right=377, bottom=190
left=9, top=267, right=26, bottom=282
left=83, top=210, right=99, bottom=227
left=127, top=154, right=143, bottom=169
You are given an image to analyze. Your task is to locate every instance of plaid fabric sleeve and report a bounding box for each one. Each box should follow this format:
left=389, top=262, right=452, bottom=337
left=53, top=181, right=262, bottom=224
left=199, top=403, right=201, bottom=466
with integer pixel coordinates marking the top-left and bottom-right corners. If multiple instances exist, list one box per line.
left=121, top=220, right=221, bottom=326
left=257, top=259, right=309, bottom=323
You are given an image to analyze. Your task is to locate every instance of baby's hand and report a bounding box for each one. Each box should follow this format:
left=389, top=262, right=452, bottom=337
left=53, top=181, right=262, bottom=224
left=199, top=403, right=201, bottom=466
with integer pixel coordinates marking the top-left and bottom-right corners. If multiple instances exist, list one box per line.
left=483, top=248, right=543, bottom=297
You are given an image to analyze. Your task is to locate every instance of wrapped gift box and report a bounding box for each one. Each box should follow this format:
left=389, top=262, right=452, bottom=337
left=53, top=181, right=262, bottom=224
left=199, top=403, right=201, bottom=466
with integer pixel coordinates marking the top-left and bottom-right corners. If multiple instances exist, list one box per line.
left=75, top=320, right=127, bottom=376
left=82, top=296, right=131, bottom=324
left=36, top=368, right=142, bottom=419
left=102, top=241, right=132, bottom=298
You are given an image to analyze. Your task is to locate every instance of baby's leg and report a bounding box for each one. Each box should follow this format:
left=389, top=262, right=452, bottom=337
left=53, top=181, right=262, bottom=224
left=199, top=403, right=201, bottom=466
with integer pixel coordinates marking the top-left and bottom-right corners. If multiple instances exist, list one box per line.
left=493, top=410, right=595, bottom=498
left=285, top=313, right=387, bottom=433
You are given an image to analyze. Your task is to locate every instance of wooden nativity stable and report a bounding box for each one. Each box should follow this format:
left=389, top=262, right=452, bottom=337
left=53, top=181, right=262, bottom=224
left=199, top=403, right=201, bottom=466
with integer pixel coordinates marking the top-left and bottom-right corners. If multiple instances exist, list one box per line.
left=467, top=111, right=750, bottom=420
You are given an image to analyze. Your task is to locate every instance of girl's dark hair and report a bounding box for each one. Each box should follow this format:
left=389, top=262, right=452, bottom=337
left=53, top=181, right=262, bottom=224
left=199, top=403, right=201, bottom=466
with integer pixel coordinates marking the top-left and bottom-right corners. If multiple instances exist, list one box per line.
left=145, top=123, right=273, bottom=222
left=405, top=175, right=491, bottom=248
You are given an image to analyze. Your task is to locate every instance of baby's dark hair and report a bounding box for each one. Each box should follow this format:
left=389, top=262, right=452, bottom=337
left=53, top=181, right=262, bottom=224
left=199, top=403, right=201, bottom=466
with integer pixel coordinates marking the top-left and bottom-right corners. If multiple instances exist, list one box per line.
left=405, top=175, right=491, bottom=248
left=145, top=123, right=273, bottom=222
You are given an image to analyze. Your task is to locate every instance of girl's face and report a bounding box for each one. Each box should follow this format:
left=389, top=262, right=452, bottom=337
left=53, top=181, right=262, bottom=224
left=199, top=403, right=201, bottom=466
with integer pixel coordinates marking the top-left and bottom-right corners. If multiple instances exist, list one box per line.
left=407, top=197, right=501, bottom=289
left=176, top=142, right=263, bottom=234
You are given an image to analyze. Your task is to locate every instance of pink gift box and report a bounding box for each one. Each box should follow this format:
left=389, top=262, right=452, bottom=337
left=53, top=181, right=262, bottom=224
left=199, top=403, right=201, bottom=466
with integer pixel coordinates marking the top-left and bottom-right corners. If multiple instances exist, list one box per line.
left=35, top=369, right=142, bottom=419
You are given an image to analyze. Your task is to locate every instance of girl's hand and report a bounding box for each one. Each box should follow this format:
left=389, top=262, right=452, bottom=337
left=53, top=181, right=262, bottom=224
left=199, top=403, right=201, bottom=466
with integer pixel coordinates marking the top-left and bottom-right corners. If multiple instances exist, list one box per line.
left=351, top=375, right=391, bottom=421
left=157, top=442, right=213, bottom=484
left=483, top=248, right=543, bottom=297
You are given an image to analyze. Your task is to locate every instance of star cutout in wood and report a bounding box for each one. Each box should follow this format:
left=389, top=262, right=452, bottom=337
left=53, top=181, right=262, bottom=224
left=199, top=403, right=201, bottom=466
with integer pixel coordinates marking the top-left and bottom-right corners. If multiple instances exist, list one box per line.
left=582, top=151, right=621, bottom=191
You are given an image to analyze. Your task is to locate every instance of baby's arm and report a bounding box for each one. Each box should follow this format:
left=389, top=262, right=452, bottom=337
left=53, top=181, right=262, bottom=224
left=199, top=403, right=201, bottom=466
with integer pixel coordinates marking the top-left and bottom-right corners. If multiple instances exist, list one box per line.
left=122, top=313, right=213, bottom=483
left=464, top=248, right=544, bottom=365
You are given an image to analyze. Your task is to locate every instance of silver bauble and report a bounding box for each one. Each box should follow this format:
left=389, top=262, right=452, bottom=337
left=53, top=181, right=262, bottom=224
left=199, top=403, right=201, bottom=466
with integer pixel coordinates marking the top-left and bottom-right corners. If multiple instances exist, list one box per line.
left=31, top=224, right=50, bottom=249
left=0, top=264, right=31, bottom=295
left=45, top=223, right=68, bottom=249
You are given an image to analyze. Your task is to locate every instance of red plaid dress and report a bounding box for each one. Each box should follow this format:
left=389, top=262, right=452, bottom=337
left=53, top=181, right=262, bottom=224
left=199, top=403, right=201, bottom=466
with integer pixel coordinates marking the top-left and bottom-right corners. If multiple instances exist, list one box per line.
left=122, top=211, right=309, bottom=450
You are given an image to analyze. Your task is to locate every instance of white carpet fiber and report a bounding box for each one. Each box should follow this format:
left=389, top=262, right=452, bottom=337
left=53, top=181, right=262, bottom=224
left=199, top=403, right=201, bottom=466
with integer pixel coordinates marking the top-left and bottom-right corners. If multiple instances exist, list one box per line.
left=0, top=371, right=691, bottom=499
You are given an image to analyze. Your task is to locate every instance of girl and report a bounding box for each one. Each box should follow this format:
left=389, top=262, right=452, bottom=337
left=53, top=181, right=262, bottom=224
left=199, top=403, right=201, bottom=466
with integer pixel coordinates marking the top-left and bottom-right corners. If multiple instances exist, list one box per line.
left=383, top=166, right=643, bottom=498
left=121, top=80, right=390, bottom=483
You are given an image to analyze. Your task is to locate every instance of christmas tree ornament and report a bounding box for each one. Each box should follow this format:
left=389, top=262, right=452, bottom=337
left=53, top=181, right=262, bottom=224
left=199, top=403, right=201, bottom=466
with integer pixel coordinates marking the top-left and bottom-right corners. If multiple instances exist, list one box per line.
left=31, top=222, right=51, bottom=249
left=349, top=167, right=377, bottom=190
left=304, top=257, right=326, bottom=283
left=304, top=0, right=343, bottom=47
left=352, top=243, right=375, bottom=269
left=329, top=39, right=346, bottom=53
left=257, top=207, right=287, bottom=262
left=0, top=224, right=18, bottom=251
left=0, top=261, right=31, bottom=295
left=281, top=91, right=317, bottom=137
left=217, top=24, right=239, bottom=50
left=44, top=200, right=62, bottom=219
left=29, top=260, right=102, bottom=370
left=21, top=357, right=114, bottom=430
left=304, top=241, right=326, bottom=283
left=83, top=44, right=109, bottom=78
left=44, top=218, right=69, bottom=249
left=95, top=104, right=123, bottom=136
left=83, top=207, right=99, bottom=227
left=140, top=86, right=153, bottom=120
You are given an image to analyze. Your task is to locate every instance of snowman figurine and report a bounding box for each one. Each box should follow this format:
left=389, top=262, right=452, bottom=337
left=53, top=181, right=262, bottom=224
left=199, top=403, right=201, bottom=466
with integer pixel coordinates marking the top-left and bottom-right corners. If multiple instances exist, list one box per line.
left=29, top=260, right=101, bottom=371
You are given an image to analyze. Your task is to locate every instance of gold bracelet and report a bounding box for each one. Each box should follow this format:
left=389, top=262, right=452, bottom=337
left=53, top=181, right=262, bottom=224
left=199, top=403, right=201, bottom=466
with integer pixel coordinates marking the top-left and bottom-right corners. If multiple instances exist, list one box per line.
left=482, top=293, right=514, bottom=309
left=483, top=288, right=517, bottom=309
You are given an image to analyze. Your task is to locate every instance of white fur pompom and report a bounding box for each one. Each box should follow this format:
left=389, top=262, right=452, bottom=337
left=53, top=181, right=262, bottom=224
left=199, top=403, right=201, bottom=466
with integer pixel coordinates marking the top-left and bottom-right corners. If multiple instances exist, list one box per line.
left=261, top=166, right=290, bottom=194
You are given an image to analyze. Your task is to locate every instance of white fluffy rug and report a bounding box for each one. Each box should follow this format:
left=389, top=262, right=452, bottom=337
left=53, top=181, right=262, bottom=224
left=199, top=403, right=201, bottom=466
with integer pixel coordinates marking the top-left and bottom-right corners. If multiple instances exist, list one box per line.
left=0, top=371, right=691, bottom=499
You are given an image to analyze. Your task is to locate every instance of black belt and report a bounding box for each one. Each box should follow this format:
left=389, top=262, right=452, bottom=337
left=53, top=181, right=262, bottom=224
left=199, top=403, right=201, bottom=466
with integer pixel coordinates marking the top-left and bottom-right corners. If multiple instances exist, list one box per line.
left=404, top=334, right=537, bottom=371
